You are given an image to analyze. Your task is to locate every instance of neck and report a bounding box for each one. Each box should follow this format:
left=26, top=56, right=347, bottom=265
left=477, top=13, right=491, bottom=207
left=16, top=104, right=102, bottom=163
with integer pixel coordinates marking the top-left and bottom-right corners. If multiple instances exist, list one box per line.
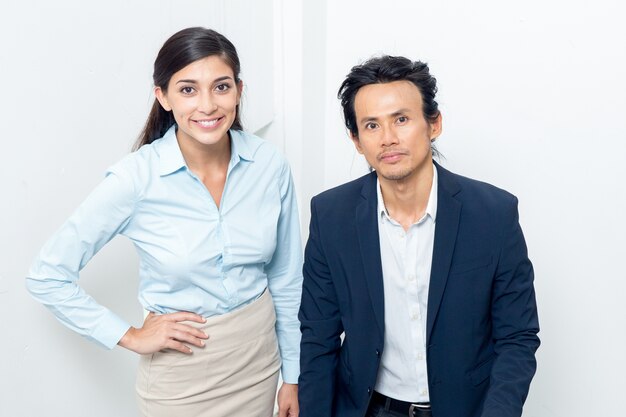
left=177, top=133, right=231, bottom=176
left=176, top=132, right=231, bottom=209
left=379, top=163, right=434, bottom=230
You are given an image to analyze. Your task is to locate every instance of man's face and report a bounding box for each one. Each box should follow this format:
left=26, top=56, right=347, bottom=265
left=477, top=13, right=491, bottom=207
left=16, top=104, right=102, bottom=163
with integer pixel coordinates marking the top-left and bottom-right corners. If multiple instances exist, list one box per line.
left=351, top=80, right=441, bottom=183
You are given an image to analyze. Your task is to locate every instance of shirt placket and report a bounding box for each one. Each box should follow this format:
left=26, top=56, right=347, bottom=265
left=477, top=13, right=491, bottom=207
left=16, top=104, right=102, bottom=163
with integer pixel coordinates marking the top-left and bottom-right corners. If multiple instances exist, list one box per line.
left=405, top=225, right=428, bottom=398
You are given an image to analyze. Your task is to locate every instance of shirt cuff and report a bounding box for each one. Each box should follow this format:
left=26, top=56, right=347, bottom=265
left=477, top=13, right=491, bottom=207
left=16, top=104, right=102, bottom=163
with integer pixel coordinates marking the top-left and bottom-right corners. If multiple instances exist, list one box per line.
left=281, top=358, right=300, bottom=384
left=90, top=311, right=132, bottom=350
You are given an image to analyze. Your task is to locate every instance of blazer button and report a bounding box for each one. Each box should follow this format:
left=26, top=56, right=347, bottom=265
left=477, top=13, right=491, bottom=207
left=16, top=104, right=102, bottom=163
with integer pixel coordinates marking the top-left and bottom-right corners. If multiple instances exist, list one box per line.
left=367, top=387, right=372, bottom=395
left=375, top=349, right=380, bottom=357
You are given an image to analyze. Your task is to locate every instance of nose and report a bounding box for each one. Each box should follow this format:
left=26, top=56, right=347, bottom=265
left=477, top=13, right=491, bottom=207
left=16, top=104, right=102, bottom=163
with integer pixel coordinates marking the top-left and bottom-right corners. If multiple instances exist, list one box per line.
left=198, top=91, right=217, bottom=114
left=380, top=125, right=399, bottom=147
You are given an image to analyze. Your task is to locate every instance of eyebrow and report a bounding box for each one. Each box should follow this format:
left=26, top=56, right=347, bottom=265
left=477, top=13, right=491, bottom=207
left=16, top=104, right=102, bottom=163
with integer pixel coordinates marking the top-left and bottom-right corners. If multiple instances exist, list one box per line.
left=390, top=108, right=411, bottom=117
left=176, top=76, right=234, bottom=85
left=359, top=116, right=379, bottom=125
left=358, top=108, right=411, bottom=124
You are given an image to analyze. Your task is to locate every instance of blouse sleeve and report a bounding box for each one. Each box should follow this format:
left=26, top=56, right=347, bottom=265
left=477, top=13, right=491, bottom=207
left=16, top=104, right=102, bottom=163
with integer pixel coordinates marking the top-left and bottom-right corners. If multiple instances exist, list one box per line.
left=264, top=159, right=303, bottom=384
left=26, top=167, right=137, bottom=349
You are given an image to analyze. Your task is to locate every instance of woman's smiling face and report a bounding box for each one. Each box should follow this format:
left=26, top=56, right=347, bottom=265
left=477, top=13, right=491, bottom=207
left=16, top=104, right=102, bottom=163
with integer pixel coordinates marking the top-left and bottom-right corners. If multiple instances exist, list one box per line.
left=155, top=55, right=242, bottom=148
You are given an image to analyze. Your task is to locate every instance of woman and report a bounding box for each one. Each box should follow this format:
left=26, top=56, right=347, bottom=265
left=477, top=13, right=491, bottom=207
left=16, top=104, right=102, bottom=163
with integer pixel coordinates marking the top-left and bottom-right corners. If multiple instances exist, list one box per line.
left=26, top=27, right=301, bottom=417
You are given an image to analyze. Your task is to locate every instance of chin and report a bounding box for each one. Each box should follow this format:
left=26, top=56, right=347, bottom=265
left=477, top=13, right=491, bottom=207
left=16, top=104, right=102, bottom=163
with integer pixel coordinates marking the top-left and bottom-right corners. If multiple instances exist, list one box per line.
left=194, top=131, right=228, bottom=145
left=378, top=167, right=413, bottom=181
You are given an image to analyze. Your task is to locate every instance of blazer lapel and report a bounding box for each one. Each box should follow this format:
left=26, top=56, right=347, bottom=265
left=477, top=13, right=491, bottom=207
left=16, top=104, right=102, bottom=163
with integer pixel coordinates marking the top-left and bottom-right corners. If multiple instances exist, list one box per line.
left=356, top=172, right=385, bottom=336
left=427, top=163, right=462, bottom=343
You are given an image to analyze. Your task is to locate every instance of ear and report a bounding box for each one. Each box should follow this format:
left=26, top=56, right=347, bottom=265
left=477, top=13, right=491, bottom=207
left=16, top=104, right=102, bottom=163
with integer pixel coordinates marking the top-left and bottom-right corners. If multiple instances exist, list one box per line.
left=236, top=79, right=244, bottom=105
left=429, top=113, right=443, bottom=142
left=154, top=87, right=172, bottom=112
left=350, top=132, right=364, bottom=154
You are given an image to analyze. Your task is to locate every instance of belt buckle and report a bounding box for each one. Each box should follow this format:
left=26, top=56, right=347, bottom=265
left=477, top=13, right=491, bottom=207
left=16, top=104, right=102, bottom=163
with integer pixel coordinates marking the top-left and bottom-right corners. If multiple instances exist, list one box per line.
left=408, top=403, right=428, bottom=416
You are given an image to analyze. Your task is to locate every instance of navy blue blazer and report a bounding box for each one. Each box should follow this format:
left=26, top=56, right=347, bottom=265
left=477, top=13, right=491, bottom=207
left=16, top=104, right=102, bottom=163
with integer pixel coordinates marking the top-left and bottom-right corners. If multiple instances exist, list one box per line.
left=298, top=162, right=539, bottom=417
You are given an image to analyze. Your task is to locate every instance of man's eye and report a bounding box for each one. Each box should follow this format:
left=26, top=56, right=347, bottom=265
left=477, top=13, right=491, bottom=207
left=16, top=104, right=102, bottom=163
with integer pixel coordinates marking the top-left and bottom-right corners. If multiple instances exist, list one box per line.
left=397, top=116, right=408, bottom=123
left=365, top=122, right=378, bottom=129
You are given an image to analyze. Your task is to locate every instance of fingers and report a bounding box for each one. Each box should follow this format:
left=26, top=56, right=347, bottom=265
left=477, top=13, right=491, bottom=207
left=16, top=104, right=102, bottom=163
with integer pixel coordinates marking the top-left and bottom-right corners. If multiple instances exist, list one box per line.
left=162, top=311, right=207, bottom=324
left=171, top=322, right=209, bottom=339
left=123, top=311, right=210, bottom=355
left=145, top=311, right=209, bottom=341
left=158, top=328, right=204, bottom=354
left=277, top=383, right=299, bottom=417
left=170, top=325, right=208, bottom=348
left=278, top=402, right=298, bottom=417
left=278, top=402, right=288, bottom=417
left=165, top=339, right=194, bottom=354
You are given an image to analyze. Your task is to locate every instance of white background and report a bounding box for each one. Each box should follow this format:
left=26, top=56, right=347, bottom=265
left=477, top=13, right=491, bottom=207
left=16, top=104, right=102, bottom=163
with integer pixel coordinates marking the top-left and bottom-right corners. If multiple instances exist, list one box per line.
left=1, top=1, right=624, bottom=416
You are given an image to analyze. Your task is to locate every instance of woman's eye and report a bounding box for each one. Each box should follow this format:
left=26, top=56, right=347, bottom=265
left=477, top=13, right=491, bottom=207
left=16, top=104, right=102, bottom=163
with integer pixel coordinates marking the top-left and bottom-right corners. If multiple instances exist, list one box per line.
left=180, top=86, right=195, bottom=95
left=215, top=83, right=231, bottom=92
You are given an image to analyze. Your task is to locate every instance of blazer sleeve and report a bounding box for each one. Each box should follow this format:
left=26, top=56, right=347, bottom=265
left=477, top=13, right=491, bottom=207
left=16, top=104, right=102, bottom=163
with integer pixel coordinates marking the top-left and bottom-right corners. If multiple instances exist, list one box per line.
left=298, top=197, right=344, bottom=417
left=482, top=196, right=540, bottom=417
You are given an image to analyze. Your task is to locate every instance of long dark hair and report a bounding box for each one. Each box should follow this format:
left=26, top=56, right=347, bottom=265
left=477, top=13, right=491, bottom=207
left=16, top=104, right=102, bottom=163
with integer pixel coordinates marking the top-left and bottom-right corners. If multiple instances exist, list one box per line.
left=134, top=27, right=243, bottom=150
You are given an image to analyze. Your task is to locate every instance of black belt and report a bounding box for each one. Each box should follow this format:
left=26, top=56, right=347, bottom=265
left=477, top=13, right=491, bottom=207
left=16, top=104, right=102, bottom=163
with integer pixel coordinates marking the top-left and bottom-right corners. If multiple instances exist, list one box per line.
left=371, top=391, right=432, bottom=417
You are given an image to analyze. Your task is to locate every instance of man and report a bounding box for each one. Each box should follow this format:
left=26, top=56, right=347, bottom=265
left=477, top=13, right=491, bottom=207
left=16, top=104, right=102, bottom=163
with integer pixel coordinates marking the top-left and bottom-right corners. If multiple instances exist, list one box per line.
left=298, top=56, right=539, bottom=417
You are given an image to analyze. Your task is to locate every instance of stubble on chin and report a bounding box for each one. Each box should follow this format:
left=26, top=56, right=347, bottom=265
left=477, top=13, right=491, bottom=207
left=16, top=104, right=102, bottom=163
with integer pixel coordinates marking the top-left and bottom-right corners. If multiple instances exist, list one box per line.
left=378, top=167, right=413, bottom=182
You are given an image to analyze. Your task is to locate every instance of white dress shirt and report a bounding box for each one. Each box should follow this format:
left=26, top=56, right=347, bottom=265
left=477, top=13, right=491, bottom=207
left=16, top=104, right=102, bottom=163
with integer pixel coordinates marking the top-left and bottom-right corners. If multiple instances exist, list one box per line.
left=374, top=164, right=438, bottom=402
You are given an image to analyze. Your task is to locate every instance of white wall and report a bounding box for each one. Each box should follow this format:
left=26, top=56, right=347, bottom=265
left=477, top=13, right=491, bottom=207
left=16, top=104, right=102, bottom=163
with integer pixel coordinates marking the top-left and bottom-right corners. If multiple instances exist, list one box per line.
left=2, top=1, right=625, bottom=416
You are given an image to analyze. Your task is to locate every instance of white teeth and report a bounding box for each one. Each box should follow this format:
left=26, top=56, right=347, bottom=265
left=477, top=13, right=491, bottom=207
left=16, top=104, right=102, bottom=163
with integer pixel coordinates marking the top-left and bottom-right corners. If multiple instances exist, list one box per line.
left=197, top=119, right=219, bottom=127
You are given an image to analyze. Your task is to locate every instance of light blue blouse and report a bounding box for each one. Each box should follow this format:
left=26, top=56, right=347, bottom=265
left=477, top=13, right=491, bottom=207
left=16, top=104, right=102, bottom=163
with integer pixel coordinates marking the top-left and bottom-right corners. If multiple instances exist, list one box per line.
left=26, top=126, right=303, bottom=383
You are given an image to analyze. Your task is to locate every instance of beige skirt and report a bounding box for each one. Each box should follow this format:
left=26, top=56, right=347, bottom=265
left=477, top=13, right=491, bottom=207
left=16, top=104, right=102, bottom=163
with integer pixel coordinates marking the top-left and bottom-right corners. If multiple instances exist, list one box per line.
left=136, top=290, right=281, bottom=417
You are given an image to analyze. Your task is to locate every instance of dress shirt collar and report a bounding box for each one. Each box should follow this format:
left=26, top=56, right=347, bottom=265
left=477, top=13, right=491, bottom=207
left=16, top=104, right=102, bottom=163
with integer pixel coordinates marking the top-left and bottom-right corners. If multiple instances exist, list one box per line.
left=377, top=163, right=438, bottom=223
left=157, top=125, right=255, bottom=176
